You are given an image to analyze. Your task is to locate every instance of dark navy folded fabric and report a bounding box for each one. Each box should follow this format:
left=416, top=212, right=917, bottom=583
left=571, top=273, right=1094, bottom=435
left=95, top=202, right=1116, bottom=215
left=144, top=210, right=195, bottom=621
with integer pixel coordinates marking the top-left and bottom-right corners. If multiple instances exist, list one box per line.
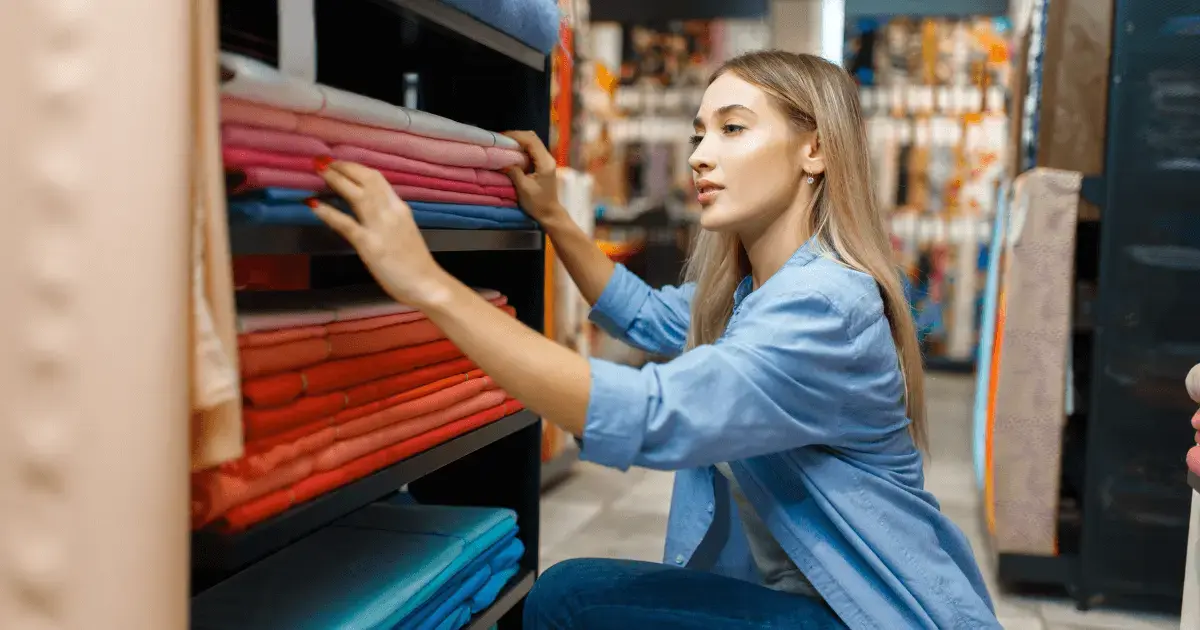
left=439, top=0, right=561, bottom=53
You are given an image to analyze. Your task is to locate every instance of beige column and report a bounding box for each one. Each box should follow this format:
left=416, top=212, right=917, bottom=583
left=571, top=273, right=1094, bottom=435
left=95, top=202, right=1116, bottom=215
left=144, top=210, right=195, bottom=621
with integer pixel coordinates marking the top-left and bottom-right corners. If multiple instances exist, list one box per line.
left=771, top=0, right=825, bottom=55
left=0, top=1, right=192, bottom=629
left=1183, top=493, right=1200, bottom=629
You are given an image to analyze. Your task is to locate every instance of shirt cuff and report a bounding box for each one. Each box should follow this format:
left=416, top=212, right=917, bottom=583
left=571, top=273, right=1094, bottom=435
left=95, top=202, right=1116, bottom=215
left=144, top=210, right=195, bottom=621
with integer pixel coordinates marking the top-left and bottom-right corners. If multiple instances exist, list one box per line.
left=588, top=264, right=652, bottom=339
left=580, top=358, right=650, bottom=471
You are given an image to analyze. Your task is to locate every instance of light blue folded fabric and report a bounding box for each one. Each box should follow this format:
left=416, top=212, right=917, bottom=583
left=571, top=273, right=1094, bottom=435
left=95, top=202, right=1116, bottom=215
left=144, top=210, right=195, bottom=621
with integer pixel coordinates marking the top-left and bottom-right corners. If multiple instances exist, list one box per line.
left=433, top=606, right=471, bottom=630
left=438, top=0, right=561, bottom=53
left=486, top=537, right=525, bottom=573
left=406, top=566, right=490, bottom=630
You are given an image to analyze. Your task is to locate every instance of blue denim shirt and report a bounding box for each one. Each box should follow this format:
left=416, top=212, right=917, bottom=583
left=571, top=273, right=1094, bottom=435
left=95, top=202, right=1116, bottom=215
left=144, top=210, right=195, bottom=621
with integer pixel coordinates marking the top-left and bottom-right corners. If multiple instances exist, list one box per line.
left=581, top=240, right=1000, bottom=630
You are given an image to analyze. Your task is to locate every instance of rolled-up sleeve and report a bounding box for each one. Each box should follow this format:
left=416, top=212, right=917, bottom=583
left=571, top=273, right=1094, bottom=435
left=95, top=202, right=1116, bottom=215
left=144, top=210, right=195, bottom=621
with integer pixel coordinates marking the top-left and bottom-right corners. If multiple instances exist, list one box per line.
left=580, top=289, right=899, bottom=471
left=589, top=264, right=694, bottom=358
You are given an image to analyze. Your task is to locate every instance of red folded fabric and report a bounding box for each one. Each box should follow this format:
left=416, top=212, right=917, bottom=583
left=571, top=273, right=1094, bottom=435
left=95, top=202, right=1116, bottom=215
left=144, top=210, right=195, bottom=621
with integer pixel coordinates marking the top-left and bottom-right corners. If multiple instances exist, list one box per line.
left=243, top=391, right=347, bottom=441
left=485, top=185, right=518, bottom=201
left=240, top=337, right=331, bottom=379
left=238, top=325, right=326, bottom=349
left=332, top=144, right=481, bottom=183
left=325, top=295, right=506, bottom=334
left=327, top=306, right=515, bottom=360
left=378, top=169, right=489, bottom=196
left=298, top=115, right=491, bottom=168
left=1192, top=409, right=1200, bottom=431
left=475, top=170, right=512, bottom=187
left=228, top=167, right=325, bottom=194
left=221, top=127, right=331, bottom=156
left=336, top=369, right=486, bottom=424
left=242, top=339, right=463, bottom=407
left=223, top=145, right=314, bottom=172
left=391, top=185, right=517, bottom=208
left=216, top=399, right=524, bottom=531
left=194, top=388, right=505, bottom=527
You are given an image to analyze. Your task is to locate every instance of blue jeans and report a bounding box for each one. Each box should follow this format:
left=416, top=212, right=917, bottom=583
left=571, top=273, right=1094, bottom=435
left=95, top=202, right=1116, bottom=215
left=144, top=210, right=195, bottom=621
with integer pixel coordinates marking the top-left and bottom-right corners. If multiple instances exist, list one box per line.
left=524, top=558, right=847, bottom=629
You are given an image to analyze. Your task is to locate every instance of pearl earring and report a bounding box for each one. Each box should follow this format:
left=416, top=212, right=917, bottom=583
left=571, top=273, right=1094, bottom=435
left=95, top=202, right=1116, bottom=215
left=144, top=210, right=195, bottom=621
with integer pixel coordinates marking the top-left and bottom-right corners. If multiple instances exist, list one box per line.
left=806, top=174, right=815, bottom=184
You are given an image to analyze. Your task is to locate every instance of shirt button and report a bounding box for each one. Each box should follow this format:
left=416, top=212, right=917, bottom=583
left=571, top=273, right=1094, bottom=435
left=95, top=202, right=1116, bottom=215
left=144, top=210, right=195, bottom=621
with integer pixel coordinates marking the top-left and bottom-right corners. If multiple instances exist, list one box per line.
left=674, top=554, right=685, bottom=565
left=706, top=503, right=714, bottom=514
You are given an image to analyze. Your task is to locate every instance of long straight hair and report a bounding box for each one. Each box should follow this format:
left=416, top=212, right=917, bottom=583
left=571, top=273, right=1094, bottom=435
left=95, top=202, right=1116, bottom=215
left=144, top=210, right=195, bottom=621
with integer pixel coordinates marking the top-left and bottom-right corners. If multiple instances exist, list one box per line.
left=684, top=50, right=927, bottom=450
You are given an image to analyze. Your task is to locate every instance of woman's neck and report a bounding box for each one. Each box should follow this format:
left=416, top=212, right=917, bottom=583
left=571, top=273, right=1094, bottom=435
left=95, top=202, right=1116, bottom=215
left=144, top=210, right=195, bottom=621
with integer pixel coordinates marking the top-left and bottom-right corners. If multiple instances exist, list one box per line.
left=741, top=192, right=814, bottom=290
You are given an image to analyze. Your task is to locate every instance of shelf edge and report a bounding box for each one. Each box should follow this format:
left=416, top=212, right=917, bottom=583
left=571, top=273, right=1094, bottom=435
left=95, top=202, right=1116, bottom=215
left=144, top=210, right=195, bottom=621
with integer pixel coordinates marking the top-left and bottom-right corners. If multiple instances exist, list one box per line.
left=384, top=0, right=546, bottom=70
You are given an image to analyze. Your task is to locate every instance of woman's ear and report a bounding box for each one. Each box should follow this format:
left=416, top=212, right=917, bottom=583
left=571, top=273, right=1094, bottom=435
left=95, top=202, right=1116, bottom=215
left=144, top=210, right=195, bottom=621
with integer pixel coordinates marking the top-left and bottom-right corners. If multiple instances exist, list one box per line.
left=801, top=133, right=826, bottom=176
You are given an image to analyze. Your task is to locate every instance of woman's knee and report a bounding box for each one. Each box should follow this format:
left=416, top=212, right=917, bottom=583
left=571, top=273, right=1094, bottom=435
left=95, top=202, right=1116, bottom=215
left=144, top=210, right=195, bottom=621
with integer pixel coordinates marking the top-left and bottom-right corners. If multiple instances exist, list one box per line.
left=524, top=558, right=633, bottom=628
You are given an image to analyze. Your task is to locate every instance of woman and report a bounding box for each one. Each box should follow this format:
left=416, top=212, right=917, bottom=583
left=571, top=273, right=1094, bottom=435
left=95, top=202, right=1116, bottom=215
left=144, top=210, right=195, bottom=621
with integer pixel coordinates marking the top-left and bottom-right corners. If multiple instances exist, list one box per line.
left=308, top=51, right=999, bottom=629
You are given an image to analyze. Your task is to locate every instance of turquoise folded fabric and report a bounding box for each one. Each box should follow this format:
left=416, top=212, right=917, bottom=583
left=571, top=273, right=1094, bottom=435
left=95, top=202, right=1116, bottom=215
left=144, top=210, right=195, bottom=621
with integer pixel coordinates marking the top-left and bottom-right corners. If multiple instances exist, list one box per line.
left=407, top=567, right=490, bottom=630
left=402, top=531, right=523, bottom=629
left=191, top=504, right=521, bottom=630
left=470, top=565, right=520, bottom=613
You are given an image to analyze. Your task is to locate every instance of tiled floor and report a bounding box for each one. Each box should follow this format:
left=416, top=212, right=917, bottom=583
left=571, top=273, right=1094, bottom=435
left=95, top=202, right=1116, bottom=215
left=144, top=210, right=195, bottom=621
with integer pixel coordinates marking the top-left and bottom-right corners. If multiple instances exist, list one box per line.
left=538, top=374, right=1181, bottom=629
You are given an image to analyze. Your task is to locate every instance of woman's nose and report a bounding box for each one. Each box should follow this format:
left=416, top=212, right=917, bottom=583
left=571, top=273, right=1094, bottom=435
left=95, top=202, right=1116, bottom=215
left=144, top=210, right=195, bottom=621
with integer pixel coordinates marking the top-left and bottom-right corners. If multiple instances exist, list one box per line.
left=688, top=141, right=714, bottom=173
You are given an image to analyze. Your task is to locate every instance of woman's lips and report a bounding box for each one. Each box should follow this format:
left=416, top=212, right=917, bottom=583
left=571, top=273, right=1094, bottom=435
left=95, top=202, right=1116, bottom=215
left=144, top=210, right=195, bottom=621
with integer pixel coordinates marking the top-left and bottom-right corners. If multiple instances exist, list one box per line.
left=697, top=186, right=723, bottom=206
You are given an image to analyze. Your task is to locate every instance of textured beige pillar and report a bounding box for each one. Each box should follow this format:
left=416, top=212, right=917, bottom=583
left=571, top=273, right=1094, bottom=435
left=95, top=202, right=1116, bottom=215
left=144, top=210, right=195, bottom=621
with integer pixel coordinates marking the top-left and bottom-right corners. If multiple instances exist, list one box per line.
left=771, top=0, right=824, bottom=55
left=0, top=0, right=192, bottom=628
left=1183, top=493, right=1200, bottom=629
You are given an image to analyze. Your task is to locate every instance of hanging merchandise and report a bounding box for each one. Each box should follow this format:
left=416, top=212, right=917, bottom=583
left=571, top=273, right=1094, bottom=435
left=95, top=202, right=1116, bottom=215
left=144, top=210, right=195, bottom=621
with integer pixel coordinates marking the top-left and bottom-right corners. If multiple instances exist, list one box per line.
left=847, top=15, right=1012, bottom=369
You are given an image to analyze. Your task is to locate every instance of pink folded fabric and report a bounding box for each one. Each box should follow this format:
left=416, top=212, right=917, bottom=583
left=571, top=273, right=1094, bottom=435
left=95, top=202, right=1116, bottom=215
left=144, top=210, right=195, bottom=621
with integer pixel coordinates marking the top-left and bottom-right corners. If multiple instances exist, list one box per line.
left=379, top=169, right=487, bottom=196
left=297, top=115, right=491, bottom=168
left=392, top=186, right=516, bottom=207
left=223, top=146, right=313, bottom=172
left=222, top=125, right=331, bottom=156
left=333, top=145, right=480, bottom=184
left=485, top=146, right=528, bottom=170
left=485, top=186, right=518, bottom=201
left=1189, top=445, right=1200, bottom=476
left=221, top=97, right=299, bottom=132
left=227, top=167, right=325, bottom=194
left=475, top=170, right=513, bottom=187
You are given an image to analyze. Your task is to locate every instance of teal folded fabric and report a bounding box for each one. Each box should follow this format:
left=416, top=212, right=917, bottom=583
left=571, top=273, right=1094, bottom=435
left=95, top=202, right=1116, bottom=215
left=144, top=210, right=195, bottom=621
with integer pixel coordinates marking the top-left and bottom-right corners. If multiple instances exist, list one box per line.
left=406, top=566, right=490, bottom=630
left=402, top=531, right=521, bottom=629
left=470, top=565, right=520, bottom=614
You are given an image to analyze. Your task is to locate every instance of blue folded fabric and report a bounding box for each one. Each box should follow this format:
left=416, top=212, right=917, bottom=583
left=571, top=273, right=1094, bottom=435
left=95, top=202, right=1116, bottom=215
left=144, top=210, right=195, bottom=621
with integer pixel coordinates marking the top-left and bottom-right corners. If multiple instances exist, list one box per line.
left=402, top=530, right=521, bottom=628
left=227, top=198, right=535, bottom=230
left=406, top=566, right=490, bottom=630
left=470, top=565, right=520, bottom=613
left=433, top=607, right=470, bottom=630
left=438, top=0, right=561, bottom=53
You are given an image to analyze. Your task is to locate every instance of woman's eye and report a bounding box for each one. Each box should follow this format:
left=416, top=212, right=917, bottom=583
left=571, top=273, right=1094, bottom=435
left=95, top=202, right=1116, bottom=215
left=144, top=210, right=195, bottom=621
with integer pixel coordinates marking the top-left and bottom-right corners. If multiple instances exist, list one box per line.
left=722, top=124, right=746, bottom=135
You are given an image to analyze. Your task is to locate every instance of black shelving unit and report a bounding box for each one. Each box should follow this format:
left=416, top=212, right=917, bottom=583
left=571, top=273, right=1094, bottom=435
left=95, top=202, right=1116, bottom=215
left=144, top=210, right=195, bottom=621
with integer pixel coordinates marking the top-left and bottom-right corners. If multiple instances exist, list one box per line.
left=996, top=0, right=1200, bottom=614
left=197, top=1, right=551, bottom=627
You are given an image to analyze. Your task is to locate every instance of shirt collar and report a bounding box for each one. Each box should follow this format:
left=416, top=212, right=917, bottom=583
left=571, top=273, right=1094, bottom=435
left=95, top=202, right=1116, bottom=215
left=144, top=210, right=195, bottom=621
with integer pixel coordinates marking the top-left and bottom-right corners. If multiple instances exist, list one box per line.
left=733, top=236, right=823, bottom=308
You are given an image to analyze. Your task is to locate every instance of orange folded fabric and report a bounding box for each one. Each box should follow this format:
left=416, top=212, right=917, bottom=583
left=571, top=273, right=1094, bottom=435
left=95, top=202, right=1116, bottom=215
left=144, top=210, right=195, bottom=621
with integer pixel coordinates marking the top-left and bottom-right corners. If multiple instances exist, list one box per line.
left=242, top=339, right=463, bottom=407
left=238, top=325, right=326, bottom=349
left=343, top=359, right=479, bottom=408
left=192, top=387, right=506, bottom=525
left=323, top=295, right=507, bottom=335
left=327, top=319, right=444, bottom=360
left=229, top=374, right=492, bottom=478
left=336, top=369, right=486, bottom=424
left=216, top=399, right=524, bottom=531
left=243, top=391, right=348, bottom=441
left=240, top=337, right=332, bottom=379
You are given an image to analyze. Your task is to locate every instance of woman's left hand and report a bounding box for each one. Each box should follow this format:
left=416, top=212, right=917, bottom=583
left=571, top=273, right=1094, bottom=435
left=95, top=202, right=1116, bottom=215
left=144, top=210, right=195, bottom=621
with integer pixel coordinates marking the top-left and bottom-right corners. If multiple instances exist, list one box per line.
left=308, top=160, right=452, bottom=307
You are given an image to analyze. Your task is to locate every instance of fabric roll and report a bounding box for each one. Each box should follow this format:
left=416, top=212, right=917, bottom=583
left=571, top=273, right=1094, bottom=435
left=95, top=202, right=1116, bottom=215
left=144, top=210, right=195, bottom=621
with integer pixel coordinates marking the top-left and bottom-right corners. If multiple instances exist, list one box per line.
left=221, top=125, right=331, bottom=156
left=221, top=96, right=300, bottom=131
left=318, top=84, right=412, bottom=131
left=190, top=0, right=244, bottom=471
left=216, top=400, right=523, bottom=531
left=297, top=115, right=491, bottom=168
left=332, top=145, right=482, bottom=184
left=219, top=52, right=325, bottom=113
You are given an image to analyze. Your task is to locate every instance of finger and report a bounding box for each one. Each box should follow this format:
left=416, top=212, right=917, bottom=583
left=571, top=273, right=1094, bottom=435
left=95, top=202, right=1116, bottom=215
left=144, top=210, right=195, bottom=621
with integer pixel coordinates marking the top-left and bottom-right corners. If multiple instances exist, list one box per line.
left=307, top=199, right=365, bottom=243
left=319, top=163, right=365, bottom=203
left=328, top=160, right=386, bottom=186
left=502, top=165, right=529, bottom=185
left=501, top=130, right=555, bottom=174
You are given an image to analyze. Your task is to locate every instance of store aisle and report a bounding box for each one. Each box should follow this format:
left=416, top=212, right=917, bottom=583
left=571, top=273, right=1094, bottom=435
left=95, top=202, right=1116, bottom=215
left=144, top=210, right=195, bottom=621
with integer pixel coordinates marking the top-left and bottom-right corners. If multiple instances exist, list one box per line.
left=539, top=374, right=1179, bottom=630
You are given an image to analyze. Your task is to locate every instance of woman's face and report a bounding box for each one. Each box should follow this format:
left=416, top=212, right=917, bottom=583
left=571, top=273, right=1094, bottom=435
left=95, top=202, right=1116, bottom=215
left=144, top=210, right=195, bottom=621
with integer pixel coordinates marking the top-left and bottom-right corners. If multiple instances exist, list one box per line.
left=688, top=73, right=816, bottom=233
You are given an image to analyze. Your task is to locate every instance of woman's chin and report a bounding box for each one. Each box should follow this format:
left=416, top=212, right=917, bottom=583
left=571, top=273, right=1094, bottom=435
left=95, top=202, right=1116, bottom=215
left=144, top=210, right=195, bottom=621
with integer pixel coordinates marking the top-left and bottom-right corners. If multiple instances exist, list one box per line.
left=698, top=206, right=738, bottom=232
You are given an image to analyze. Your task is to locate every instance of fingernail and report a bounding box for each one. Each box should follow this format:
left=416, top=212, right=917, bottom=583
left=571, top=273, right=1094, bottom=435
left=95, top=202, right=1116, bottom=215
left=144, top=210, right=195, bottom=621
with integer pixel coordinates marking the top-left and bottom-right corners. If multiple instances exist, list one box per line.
left=314, top=156, right=334, bottom=172
left=304, top=197, right=320, bottom=208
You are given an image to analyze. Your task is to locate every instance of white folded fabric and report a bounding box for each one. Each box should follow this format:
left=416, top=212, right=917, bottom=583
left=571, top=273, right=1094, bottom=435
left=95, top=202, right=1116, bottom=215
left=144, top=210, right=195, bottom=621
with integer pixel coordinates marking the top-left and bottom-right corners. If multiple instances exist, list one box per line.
left=219, top=52, right=325, bottom=113
left=318, top=84, right=412, bottom=131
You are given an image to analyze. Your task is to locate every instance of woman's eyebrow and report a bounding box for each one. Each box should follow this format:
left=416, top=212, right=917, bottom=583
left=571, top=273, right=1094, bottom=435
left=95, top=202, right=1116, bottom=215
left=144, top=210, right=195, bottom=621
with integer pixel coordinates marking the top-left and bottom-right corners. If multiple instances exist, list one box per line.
left=693, top=104, right=755, bottom=128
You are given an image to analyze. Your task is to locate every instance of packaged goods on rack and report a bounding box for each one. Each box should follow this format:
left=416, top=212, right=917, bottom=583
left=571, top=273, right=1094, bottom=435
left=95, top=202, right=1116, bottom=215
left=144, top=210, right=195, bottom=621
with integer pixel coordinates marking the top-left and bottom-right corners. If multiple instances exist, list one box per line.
left=191, top=289, right=524, bottom=532
left=192, top=502, right=529, bottom=630
left=847, top=15, right=1011, bottom=367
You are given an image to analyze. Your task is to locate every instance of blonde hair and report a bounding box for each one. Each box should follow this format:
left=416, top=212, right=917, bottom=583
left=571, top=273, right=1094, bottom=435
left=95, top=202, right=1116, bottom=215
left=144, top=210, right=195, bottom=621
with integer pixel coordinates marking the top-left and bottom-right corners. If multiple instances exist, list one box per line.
left=684, top=50, right=927, bottom=450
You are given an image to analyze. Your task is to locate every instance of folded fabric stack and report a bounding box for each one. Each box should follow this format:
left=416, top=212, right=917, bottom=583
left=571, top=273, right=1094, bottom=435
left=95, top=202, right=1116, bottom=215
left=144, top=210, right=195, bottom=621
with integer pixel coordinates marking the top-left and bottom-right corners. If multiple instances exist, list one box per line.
left=218, top=52, right=535, bottom=230
left=1190, top=365, right=1200, bottom=476
left=191, top=289, right=524, bottom=532
left=191, top=503, right=524, bottom=630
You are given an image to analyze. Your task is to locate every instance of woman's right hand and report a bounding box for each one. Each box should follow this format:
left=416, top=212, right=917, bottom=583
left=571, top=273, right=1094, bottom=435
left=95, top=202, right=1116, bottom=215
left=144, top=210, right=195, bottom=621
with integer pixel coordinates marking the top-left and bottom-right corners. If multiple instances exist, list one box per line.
left=502, top=130, right=567, bottom=225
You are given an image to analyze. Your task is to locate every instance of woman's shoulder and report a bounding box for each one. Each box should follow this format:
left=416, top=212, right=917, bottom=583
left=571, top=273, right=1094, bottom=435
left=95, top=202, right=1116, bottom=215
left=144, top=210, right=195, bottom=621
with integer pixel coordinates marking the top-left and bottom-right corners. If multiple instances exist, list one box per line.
left=752, top=255, right=885, bottom=337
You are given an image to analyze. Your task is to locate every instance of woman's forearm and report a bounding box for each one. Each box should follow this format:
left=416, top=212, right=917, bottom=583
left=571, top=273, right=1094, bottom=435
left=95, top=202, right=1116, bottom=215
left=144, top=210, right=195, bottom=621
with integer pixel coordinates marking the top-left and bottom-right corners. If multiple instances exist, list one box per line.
left=542, top=208, right=616, bottom=306
left=418, top=271, right=591, bottom=436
